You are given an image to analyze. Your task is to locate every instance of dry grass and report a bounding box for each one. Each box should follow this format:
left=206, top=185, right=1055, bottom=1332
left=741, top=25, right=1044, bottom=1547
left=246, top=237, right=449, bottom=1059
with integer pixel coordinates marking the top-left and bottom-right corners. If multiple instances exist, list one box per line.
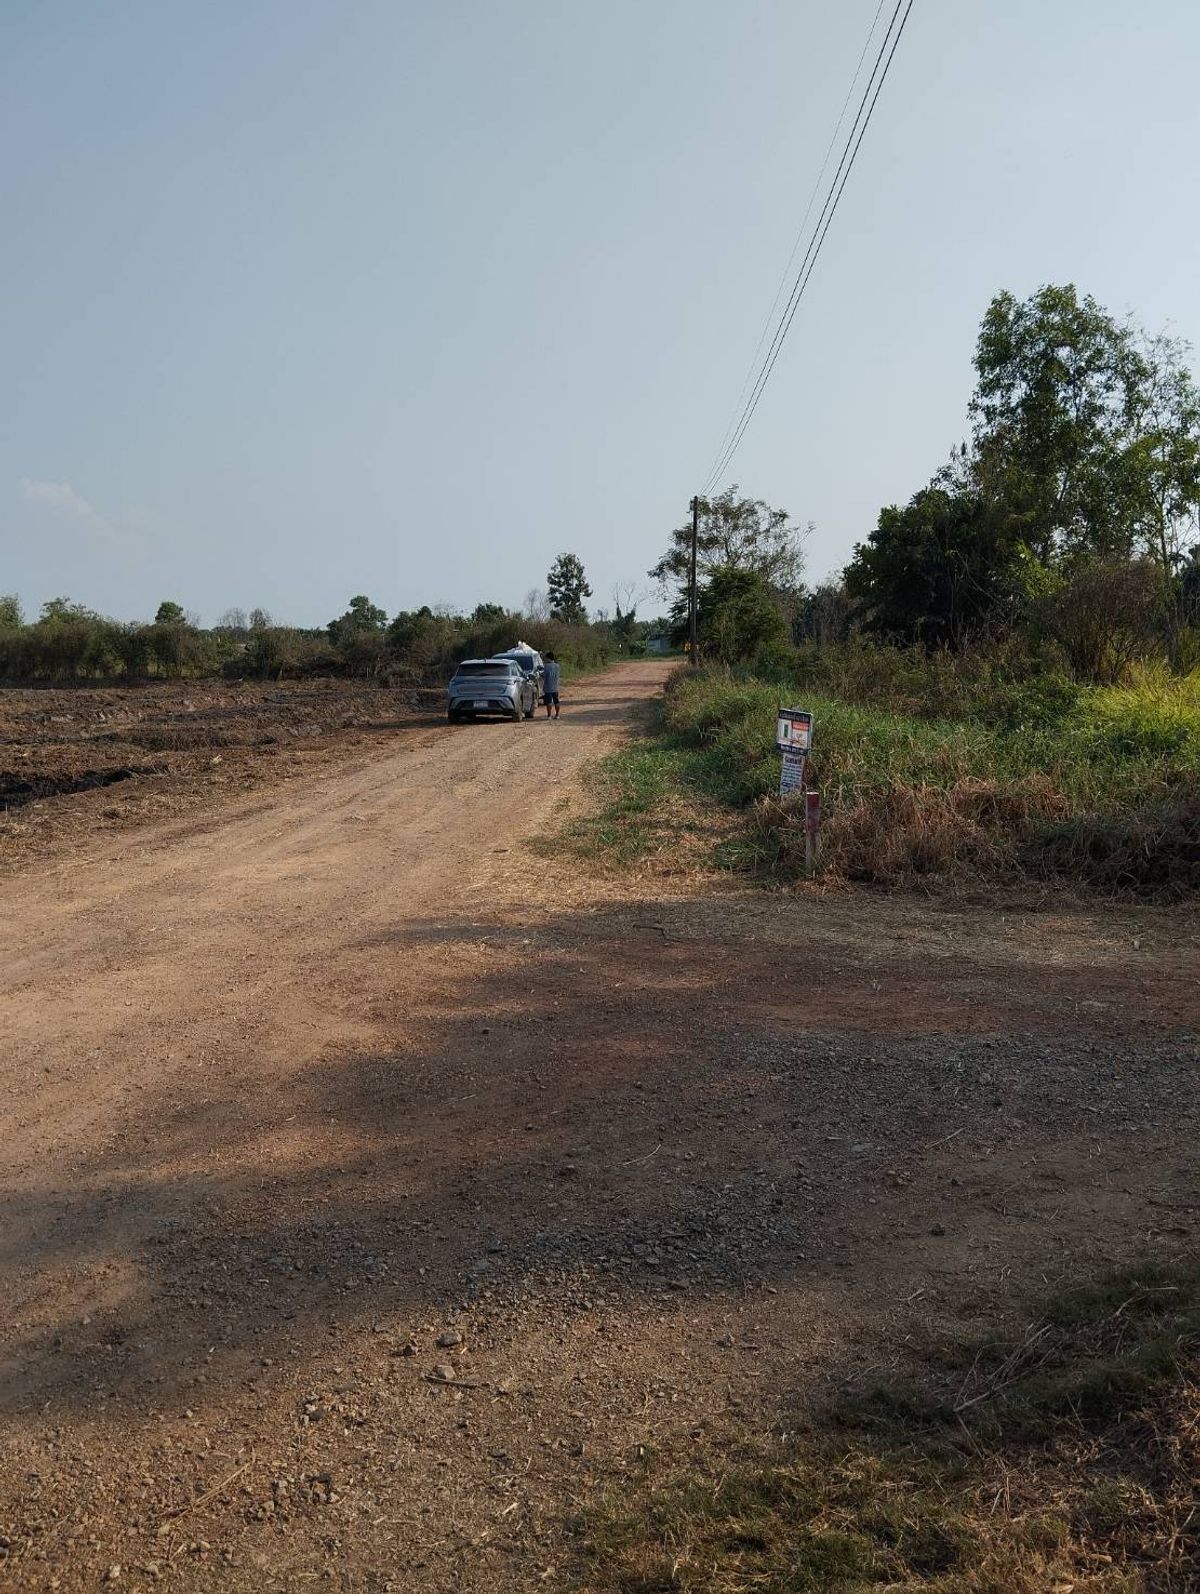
left=576, top=1265, right=1200, bottom=1592
left=545, top=754, right=740, bottom=880
left=753, top=775, right=1072, bottom=886
left=1032, top=799, right=1200, bottom=898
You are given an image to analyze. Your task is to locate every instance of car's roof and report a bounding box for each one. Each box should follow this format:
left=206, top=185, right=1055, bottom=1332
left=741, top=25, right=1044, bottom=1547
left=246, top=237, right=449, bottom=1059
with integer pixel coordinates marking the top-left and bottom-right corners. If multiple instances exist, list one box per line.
left=457, top=657, right=517, bottom=668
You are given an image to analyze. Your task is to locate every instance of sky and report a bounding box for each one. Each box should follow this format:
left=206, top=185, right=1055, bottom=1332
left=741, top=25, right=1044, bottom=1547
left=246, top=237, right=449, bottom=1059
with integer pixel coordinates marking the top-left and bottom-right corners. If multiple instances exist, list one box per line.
left=4, top=0, right=1200, bottom=627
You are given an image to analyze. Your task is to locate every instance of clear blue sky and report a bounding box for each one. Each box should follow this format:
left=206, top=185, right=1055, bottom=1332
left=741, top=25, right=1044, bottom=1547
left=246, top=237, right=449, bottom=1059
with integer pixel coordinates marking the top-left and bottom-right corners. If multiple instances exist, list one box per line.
left=4, top=0, right=1198, bottom=626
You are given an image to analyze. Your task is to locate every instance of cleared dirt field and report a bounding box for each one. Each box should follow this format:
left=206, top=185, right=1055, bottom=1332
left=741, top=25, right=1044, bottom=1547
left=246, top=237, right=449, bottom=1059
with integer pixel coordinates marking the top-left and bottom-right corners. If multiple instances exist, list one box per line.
left=0, top=678, right=440, bottom=872
left=1, top=659, right=1196, bottom=1591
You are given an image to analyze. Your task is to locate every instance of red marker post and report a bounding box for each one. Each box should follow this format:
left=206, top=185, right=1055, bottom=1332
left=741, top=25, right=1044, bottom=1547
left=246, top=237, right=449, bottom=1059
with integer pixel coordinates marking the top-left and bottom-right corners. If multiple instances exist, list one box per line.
left=804, top=788, right=821, bottom=877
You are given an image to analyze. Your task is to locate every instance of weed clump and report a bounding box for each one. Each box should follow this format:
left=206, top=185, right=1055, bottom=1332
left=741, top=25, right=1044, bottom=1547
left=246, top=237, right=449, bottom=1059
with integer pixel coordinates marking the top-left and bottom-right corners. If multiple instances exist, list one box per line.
left=578, top=1263, right=1200, bottom=1592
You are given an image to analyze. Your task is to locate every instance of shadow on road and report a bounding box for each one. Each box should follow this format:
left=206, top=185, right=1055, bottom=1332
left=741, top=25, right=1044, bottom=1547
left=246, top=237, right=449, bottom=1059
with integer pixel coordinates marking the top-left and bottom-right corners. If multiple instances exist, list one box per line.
left=3, top=899, right=1195, bottom=1420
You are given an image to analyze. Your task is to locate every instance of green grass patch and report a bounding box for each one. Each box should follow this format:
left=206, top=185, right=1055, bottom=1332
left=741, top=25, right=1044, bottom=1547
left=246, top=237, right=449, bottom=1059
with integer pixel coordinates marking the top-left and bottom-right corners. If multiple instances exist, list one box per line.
left=576, top=1263, right=1200, bottom=1592
left=663, top=668, right=1200, bottom=811
left=547, top=698, right=782, bottom=876
left=555, top=743, right=692, bottom=868
left=647, top=663, right=1200, bottom=896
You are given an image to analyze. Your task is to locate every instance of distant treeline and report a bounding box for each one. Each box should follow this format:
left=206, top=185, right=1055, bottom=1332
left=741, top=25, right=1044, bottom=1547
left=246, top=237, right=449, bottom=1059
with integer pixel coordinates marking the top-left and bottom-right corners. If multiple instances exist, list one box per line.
left=0, top=595, right=665, bottom=685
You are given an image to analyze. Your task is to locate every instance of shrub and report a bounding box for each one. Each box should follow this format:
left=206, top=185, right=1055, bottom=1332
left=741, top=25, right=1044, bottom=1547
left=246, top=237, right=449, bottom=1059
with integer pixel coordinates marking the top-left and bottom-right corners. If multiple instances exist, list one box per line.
left=1038, top=558, right=1166, bottom=683
left=108, top=623, right=153, bottom=678
left=383, top=612, right=617, bottom=679
left=238, top=628, right=340, bottom=679
left=783, top=775, right=1070, bottom=884
left=696, top=566, right=791, bottom=664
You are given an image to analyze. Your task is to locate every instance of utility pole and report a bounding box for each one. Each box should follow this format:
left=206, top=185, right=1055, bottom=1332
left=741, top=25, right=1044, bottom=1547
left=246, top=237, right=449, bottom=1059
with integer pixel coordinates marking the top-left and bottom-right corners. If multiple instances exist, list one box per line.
left=688, top=494, right=699, bottom=668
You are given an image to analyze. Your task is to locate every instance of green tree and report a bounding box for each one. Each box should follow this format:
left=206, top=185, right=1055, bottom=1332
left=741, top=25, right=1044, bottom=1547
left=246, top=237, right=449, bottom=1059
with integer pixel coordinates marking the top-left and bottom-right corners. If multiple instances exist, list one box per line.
left=327, top=594, right=388, bottom=645
left=845, top=452, right=1021, bottom=648
left=971, top=284, right=1152, bottom=560
left=796, top=580, right=855, bottom=646
left=672, top=566, right=790, bottom=664
left=848, top=286, right=1200, bottom=657
left=650, top=489, right=808, bottom=606
left=1120, top=330, right=1200, bottom=663
left=35, top=602, right=103, bottom=677
left=470, top=601, right=506, bottom=624
left=387, top=604, right=433, bottom=652
left=1181, top=545, right=1200, bottom=623
left=339, top=628, right=388, bottom=676
left=0, top=594, right=22, bottom=628
left=155, top=600, right=186, bottom=625
left=1123, top=331, right=1200, bottom=579
left=611, top=593, right=639, bottom=651
left=388, top=605, right=459, bottom=669
left=110, top=623, right=153, bottom=678
left=40, top=597, right=94, bottom=622
left=546, top=553, right=592, bottom=624
left=148, top=622, right=187, bottom=675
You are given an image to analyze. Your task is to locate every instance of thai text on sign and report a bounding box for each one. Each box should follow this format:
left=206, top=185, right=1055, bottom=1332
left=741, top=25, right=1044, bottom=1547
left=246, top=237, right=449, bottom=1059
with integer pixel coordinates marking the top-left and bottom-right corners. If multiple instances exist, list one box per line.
left=779, top=751, right=806, bottom=796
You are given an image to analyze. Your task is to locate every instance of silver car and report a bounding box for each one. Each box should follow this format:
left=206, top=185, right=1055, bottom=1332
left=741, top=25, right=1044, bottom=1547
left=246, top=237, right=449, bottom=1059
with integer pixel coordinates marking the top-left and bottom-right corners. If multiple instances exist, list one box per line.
left=447, top=658, right=537, bottom=722
left=492, top=644, right=544, bottom=703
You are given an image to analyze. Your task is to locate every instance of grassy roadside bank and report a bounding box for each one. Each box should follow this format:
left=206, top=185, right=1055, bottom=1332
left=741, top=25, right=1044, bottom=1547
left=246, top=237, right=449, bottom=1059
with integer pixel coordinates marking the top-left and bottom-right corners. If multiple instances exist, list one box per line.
left=576, top=1264, right=1200, bottom=1592
left=557, top=661, right=1200, bottom=897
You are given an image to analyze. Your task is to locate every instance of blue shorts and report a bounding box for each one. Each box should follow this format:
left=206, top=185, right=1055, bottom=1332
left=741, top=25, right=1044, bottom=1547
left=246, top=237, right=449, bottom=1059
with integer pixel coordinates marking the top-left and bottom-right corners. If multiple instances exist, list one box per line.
left=544, top=691, right=560, bottom=706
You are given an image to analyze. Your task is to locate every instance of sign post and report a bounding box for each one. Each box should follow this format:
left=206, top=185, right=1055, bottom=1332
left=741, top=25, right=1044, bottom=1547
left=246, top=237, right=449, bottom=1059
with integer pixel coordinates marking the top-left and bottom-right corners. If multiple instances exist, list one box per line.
left=776, top=707, right=821, bottom=874
left=776, top=706, right=813, bottom=799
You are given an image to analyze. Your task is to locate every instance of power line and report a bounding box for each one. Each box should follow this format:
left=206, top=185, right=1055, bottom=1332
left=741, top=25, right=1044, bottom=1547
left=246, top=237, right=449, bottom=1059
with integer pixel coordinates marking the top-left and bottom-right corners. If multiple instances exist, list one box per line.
left=702, top=0, right=910, bottom=495
left=702, top=0, right=890, bottom=488
left=707, top=0, right=915, bottom=490
left=703, top=0, right=912, bottom=494
left=701, top=0, right=916, bottom=497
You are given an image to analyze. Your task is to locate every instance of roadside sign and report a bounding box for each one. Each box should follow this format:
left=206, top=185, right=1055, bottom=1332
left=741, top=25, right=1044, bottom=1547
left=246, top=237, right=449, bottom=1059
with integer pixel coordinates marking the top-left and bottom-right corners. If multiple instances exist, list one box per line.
left=773, top=707, right=820, bottom=868
left=776, top=707, right=813, bottom=755
left=779, top=751, right=806, bottom=796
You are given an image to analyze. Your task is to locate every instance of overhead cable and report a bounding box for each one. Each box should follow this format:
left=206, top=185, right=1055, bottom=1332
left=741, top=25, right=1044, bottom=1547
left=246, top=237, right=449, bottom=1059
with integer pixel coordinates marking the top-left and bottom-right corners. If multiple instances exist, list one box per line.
left=701, top=0, right=916, bottom=496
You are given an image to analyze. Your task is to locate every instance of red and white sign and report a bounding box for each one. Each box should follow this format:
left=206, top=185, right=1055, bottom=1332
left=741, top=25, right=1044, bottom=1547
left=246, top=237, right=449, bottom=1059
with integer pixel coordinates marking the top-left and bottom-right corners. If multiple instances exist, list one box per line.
left=776, top=707, right=813, bottom=755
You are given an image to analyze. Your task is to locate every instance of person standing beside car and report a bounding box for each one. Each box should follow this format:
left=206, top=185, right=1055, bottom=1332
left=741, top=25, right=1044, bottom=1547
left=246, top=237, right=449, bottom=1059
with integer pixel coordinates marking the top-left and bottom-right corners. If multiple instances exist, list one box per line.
left=542, top=652, right=561, bottom=718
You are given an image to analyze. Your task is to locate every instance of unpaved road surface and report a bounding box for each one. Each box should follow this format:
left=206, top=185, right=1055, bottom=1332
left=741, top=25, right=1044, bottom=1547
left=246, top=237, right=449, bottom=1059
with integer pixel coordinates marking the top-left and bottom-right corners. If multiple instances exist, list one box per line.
left=2, top=659, right=1197, bottom=1591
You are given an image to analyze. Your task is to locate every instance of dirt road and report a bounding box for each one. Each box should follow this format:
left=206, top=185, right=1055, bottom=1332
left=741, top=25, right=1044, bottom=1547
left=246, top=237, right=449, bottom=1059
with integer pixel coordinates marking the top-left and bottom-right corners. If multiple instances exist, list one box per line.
left=2, top=658, right=1197, bottom=1591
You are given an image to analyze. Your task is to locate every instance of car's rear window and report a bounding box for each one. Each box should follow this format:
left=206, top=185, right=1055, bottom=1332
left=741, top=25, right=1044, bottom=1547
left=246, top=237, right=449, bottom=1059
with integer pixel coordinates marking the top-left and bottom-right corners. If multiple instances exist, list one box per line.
left=455, top=661, right=514, bottom=677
